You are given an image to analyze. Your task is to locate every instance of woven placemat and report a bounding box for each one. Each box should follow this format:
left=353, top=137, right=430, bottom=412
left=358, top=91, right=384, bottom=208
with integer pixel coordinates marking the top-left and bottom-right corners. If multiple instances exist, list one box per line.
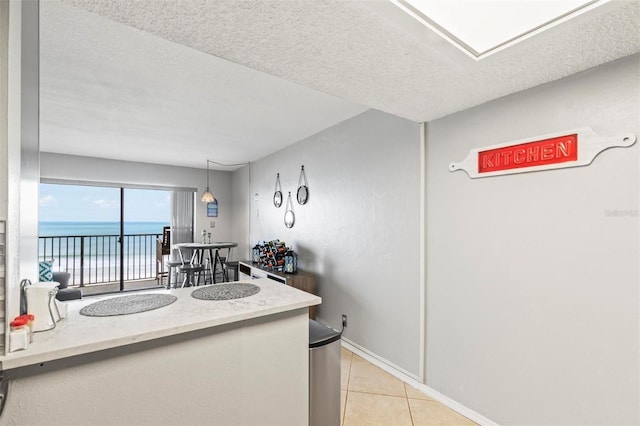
left=80, top=294, right=177, bottom=317
left=191, top=283, right=260, bottom=301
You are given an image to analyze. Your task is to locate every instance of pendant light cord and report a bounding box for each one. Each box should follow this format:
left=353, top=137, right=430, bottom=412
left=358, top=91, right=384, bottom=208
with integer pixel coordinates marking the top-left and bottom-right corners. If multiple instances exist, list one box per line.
left=207, top=160, right=251, bottom=168
left=206, top=160, right=210, bottom=189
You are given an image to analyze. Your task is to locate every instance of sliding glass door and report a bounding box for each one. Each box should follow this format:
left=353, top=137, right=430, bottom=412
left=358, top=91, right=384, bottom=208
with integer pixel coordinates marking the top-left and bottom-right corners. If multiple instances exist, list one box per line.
left=122, top=188, right=171, bottom=291
left=39, top=183, right=170, bottom=293
left=39, top=184, right=122, bottom=288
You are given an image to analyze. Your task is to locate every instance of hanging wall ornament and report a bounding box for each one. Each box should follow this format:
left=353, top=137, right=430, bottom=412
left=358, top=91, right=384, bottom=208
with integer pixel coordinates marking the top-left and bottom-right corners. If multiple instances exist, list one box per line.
left=284, top=191, right=295, bottom=228
left=449, top=127, right=636, bottom=178
left=296, top=165, right=309, bottom=205
left=273, top=173, right=283, bottom=208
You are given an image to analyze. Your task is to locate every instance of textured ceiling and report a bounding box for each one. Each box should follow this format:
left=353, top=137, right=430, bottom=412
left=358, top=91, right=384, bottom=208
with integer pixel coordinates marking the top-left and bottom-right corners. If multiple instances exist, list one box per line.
left=41, top=0, right=640, bottom=169
left=40, top=2, right=368, bottom=170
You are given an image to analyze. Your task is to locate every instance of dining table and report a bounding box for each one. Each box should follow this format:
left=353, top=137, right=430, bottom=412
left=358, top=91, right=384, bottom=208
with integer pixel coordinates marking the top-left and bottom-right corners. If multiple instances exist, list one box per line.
left=173, top=242, right=238, bottom=284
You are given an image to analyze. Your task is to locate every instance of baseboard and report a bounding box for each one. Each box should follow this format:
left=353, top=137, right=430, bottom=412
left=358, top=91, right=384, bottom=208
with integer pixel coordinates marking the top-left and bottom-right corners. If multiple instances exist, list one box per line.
left=341, top=337, right=422, bottom=382
left=341, top=339, right=498, bottom=426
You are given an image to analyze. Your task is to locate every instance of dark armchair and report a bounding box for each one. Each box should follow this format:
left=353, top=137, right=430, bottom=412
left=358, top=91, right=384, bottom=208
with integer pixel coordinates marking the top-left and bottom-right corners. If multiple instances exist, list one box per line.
left=53, top=271, right=82, bottom=301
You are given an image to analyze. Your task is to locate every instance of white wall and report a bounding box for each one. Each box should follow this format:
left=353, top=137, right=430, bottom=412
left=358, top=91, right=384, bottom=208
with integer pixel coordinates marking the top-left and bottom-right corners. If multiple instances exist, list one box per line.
left=425, top=55, right=639, bottom=425
left=233, top=109, right=423, bottom=376
left=39, top=153, right=235, bottom=243
left=231, top=165, right=251, bottom=259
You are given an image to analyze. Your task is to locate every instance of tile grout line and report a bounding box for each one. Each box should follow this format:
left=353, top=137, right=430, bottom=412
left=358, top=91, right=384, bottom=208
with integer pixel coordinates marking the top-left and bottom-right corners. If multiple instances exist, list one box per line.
left=342, top=391, right=347, bottom=426
left=347, top=389, right=411, bottom=398
left=404, top=383, right=416, bottom=426
left=343, top=349, right=479, bottom=425
left=346, top=359, right=416, bottom=426
left=342, top=352, right=353, bottom=426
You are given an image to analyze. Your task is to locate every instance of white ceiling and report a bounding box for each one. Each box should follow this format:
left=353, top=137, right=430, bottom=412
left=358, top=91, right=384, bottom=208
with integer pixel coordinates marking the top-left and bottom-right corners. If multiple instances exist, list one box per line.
left=40, top=0, right=640, bottom=170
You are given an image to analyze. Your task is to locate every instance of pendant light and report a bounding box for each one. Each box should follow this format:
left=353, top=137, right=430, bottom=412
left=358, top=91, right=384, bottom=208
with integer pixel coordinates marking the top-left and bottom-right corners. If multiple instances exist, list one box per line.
left=201, top=160, right=215, bottom=202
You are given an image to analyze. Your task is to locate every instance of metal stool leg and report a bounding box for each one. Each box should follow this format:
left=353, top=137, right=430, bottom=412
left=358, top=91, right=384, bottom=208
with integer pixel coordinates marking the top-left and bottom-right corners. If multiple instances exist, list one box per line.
left=179, top=266, right=203, bottom=288
left=181, top=273, right=188, bottom=288
left=202, top=259, right=211, bottom=285
left=167, top=265, right=173, bottom=289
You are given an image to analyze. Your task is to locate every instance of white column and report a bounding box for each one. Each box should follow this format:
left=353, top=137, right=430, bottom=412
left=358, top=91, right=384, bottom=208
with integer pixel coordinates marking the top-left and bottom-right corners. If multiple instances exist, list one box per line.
left=0, top=0, right=40, bottom=351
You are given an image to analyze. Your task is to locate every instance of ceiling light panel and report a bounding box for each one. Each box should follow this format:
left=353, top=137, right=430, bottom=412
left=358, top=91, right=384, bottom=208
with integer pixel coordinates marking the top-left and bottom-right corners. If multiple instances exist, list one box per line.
left=394, top=0, right=604, bottom=58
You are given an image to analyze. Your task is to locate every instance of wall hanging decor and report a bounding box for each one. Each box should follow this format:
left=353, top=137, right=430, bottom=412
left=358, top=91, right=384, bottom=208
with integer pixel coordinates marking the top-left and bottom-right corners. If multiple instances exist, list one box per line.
left=284, top=192, right=295, bottom=228
left=296, top=165, right=309, bottom=205
left=207, top=200, right=218, bottom=217
left=449, top=127, right=636, bottom=179
left=273, top=173, right=283, bottom=208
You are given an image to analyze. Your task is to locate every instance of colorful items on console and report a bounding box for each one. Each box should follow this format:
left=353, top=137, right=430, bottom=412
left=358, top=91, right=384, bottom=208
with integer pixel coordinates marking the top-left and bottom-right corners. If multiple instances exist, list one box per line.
left=252, top=240, right=297, bottom=273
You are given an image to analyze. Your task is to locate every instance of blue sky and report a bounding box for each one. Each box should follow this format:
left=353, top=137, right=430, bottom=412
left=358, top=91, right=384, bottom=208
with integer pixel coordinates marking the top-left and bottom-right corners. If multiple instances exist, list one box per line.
left=39, top=183, right=171, bottom=222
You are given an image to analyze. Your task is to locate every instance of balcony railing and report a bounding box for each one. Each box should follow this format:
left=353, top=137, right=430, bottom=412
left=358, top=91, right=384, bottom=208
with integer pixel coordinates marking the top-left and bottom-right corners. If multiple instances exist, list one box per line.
left=39, top=233, right=161, bottom=286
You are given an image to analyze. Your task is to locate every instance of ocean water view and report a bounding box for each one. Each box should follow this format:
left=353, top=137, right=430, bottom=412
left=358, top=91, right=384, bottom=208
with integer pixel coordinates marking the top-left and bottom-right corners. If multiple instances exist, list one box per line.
left=39, top=221, right=170, bottom=285
left=40, top=221, right=169, bottom=237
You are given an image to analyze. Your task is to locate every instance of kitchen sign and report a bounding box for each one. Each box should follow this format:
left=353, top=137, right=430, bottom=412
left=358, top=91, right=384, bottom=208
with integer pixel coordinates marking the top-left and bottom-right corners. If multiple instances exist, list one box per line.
left=449, top=128, right=636, bottom=178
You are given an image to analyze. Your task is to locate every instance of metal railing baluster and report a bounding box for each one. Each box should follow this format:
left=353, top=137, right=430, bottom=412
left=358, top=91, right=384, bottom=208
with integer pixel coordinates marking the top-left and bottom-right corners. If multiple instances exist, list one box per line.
left=80, top=237, right=85, bottom=287
left=38, top=233, right=164, bottom=288
left=138, top=235, right=141, bottom=279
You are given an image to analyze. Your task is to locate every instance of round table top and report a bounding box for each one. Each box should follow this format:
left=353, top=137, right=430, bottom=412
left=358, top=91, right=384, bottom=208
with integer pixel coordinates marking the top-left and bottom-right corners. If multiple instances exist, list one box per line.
left=173, top=242, right=238, bottom=250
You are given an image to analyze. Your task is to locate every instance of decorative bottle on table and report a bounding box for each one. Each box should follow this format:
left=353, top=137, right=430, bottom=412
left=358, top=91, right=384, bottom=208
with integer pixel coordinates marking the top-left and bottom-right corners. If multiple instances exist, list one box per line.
left=284, top=250, right=297, bottom=274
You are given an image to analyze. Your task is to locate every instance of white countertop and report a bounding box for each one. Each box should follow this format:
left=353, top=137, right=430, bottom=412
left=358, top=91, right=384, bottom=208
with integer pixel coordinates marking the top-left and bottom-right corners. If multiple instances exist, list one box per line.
left=0, top=279, right=321, bottom=371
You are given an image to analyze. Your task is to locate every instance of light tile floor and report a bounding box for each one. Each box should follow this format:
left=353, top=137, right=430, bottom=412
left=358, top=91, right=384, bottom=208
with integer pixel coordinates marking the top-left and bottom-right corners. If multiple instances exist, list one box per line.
left=341, top=348, right=477, bottom=426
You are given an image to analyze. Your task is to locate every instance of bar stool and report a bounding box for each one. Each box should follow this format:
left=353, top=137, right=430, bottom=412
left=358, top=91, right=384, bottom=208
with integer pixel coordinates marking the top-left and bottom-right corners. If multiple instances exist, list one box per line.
left=201, top=258, right=217, bottom=285
left=178, top=263, right=205, bottom=288
left=165, top=259, right=184, bottom=289
left=224, top=260, right=239, bottom=282
left=212, top=254, right=232, bottom=283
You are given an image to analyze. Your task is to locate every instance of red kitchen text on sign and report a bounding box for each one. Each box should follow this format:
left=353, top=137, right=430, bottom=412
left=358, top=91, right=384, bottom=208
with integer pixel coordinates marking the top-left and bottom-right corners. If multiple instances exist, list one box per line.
left=478, top=134, right=578, bottom=174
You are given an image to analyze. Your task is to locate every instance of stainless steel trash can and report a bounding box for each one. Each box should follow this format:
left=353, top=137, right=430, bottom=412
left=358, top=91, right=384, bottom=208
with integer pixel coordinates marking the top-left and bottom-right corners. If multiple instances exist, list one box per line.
left=309, top=319, right=342, bottom=426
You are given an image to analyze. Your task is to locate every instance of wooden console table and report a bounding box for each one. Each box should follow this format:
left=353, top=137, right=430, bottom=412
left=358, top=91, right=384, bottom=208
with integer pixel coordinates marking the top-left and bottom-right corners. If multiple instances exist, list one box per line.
left=238, top=261, right=317, bottom=319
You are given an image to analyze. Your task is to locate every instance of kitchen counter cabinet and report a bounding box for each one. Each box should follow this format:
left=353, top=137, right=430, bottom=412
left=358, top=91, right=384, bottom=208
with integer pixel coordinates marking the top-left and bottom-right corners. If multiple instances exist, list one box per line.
left=0, top=279, right=321, bottom=425
left=238, top=261, right=318, bottom=319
